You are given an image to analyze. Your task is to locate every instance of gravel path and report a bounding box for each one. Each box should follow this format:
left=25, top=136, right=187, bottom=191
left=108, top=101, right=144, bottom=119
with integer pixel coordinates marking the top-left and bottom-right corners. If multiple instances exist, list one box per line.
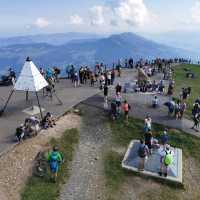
left=59, top=102, right=110, bottom=200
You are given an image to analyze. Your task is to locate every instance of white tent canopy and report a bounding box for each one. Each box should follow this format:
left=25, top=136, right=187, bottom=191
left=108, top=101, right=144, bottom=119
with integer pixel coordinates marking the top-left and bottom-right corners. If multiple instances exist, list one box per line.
left=14, top=58, right=48, bottom=92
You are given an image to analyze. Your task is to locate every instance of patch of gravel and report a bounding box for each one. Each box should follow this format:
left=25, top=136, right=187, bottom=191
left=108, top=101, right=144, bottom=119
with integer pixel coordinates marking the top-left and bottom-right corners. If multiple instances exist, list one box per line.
left=59, top=103, right=110, bottom=200
left=0, top=113, right=81, bottom=200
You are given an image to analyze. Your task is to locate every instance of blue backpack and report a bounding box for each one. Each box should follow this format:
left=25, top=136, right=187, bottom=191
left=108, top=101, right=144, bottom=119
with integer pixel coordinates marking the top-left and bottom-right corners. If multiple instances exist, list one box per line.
left=50, top=152, right=58, bottom=172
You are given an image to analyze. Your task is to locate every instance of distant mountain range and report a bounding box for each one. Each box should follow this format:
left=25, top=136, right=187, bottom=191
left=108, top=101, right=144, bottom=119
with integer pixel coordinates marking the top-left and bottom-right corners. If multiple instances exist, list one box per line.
left=0, top=32, right=103, bottom=47
left=0, top=32, right=197, bottom=74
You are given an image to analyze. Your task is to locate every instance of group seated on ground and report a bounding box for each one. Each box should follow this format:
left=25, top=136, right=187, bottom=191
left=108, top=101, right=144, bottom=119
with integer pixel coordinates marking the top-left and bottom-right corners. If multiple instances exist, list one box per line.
left=16, top=116, right=40, bottom=142
left=15, top=112, right=56, bottom=142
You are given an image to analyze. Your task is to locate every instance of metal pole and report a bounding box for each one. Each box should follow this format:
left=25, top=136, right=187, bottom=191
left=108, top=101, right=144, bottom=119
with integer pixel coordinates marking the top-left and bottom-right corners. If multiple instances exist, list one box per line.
left=35, top=92, right=43, bottom=119
left=26, top=91, right=29, bottom=101
left=53, top=91, right=63, bottom=105
left=0, top=89, right=14, bottom=116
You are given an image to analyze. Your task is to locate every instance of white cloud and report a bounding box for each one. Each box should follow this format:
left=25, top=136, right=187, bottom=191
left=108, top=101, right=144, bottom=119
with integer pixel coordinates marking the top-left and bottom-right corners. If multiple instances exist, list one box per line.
left=69, top=15, right=84, bottom=25
left=89, top=0, right=156, bottom=30
left=89, top=6, right=106, bottom=26
left=191, top=1, right=200, bottom=24
left=34, top=17, right=50, bottom=28
left=114, top=0, right=152, bottom=26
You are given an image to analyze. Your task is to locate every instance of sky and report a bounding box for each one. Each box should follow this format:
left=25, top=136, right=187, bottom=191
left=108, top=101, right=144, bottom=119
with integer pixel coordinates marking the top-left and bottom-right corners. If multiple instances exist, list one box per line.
left=0, top=0, right=200, bottom=37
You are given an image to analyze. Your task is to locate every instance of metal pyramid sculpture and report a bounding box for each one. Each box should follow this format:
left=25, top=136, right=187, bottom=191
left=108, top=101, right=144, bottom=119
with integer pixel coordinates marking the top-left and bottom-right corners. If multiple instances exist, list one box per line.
left=14, top=57, right=48, bottom=92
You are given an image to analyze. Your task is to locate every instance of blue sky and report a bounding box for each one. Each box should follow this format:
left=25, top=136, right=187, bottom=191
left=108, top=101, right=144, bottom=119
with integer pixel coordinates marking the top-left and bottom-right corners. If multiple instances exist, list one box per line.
left=0, top=0, right=199, bottom=36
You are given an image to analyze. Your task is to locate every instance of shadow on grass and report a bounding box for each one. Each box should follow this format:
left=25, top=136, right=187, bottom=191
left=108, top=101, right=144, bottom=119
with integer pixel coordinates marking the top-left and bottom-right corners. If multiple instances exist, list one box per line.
left=21, top=128, right=79, bottom=200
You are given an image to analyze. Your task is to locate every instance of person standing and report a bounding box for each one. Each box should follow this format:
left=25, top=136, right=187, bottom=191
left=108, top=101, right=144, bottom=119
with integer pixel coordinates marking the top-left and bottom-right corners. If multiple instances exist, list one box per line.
left=144, top=131, right=153, bottom=154
left=111, top=69, right=115, bottom=85
left=160, top=129, right=169, bottom=146
left=74, top=71, right=79, bottom=88
left=115, top=92, right=122, bottom=114
left=144, top=115, right=152, bottom=133
left=138, top=139, right=149, bottom=171
left=159, top=147, right=174, bottom=177
left=115, top=83, right=122, bottom=94
left=48, top=146, right=63, bottom=182
left=104, top=84, right=108, bottom=102
left=180, top=101, right=187, bottom=119
left=122, top=100, right=131, bottom=122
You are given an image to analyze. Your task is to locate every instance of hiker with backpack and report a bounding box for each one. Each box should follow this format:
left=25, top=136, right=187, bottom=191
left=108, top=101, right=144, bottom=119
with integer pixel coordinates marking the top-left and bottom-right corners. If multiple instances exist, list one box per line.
left=158, top=146, right=174, bottom=177
left=48, top=146, right=63, bottom=182
left=138, top=139, right=149, bottom=171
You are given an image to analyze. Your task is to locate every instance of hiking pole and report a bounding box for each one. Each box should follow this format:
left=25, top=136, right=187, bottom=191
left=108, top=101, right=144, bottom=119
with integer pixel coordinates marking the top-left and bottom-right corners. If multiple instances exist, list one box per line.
left=53, top=90, right=63, bottom=105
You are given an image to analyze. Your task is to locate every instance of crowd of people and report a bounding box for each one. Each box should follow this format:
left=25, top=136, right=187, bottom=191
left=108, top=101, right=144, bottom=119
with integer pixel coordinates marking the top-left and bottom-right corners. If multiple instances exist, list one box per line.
left=5, top=56, right=198, bottom=182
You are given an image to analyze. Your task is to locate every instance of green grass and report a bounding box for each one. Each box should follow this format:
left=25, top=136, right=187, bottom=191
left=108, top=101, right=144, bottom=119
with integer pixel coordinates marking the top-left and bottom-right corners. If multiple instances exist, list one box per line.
left=21, top=128, right=79, bottom=200
left=173, top=64, right=200, bottom=116
left=104, top=151, right=125, bottom=192
left=104, top=117, right=200, bottom=200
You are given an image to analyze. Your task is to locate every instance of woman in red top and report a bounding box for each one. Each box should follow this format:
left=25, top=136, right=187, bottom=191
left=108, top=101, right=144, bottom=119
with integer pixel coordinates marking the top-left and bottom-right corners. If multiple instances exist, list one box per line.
left=123, top=100, right=131, bottom=122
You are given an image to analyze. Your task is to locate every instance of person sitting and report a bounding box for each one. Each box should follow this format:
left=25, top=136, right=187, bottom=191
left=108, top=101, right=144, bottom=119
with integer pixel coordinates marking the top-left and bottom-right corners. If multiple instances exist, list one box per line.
left=42, top=112, right=56, bottom=129
left=24, top=117, right=40, bottom=137
left=15, top=124, right=25, bottom=142
left=152, top=96, right=159, bottom=108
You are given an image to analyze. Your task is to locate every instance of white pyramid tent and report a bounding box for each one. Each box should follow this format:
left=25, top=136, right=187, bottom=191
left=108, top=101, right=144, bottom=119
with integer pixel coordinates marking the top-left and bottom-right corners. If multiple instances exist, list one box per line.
left=0, top=57, right=49, bottom=118
left=14, top=58, right=48, bottom=92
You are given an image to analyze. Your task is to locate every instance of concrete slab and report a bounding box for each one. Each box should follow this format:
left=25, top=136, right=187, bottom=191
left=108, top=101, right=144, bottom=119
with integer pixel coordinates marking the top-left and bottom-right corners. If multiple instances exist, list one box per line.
left=122, top=140, right=183, bottom=184
left=22, top=105, right=45, bottom=115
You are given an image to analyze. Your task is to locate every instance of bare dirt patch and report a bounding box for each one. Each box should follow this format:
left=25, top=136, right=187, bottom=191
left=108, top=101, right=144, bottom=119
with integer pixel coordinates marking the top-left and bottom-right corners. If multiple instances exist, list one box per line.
left=0, top=113, right=81, bottom=200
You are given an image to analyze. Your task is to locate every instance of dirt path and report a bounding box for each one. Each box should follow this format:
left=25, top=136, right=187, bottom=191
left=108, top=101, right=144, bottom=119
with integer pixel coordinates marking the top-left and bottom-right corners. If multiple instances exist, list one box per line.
left=0, top=113, right=81, bottom=200
left=59, top=103, right=110, bottom=200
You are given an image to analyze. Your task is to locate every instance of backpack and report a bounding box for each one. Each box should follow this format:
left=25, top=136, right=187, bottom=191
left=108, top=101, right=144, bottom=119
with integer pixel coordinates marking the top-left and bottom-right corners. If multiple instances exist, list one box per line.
left=50, top=152, right=59, bottom=171
left=138, top=145, right=147, bottom=157
left=164, top=151, right=173, bottom=166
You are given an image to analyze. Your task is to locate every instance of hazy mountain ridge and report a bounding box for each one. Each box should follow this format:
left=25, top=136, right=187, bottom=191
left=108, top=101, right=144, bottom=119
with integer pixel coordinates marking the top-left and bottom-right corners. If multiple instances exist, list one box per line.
left=0, top=32, right=104, bottom=47
left=0, top=32, right=196, bottom=74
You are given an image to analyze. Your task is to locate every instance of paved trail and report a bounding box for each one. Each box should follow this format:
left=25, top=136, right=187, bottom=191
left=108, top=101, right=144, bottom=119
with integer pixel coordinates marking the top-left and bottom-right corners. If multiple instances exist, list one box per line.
left=59, top=102, right=110, bottom=200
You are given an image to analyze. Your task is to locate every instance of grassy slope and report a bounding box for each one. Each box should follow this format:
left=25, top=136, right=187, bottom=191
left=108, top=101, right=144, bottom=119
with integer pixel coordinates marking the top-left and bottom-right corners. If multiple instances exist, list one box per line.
left=104, top=117, right=200, bottom=200
left=173, top=64, right=200, bottom=116
left=21, top=128, right=79, bottom=200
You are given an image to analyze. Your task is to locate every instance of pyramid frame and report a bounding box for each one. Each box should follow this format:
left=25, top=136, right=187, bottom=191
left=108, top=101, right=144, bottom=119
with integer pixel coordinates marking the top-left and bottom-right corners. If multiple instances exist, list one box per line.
left=0, top=57, right=49, bottom=119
